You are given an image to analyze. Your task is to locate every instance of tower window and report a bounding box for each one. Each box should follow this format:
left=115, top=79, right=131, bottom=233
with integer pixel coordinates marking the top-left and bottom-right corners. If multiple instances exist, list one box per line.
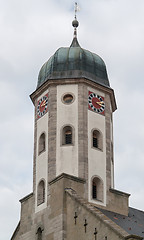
left=65, top=130, right=72, bottom=144
left=63, top=94, right=73, bottom=104
left=92, top=177, right=103, bottom=202
left=93, top=134, right=98, bottom=148
left=92, top=182, right=97, bottom=199
left=62, top=93, right=74, bottom=104
left=62, top=126, right=73, bottom=145
left=92, top=130, right=103, bottom=150
left=37, top=180, right=45, bottom=206
left=38, top=133, right=46, bottom=155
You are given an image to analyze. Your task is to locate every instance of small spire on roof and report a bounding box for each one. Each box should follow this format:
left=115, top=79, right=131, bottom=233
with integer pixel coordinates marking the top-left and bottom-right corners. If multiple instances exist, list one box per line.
left=71, top=2, right=80, bottom=47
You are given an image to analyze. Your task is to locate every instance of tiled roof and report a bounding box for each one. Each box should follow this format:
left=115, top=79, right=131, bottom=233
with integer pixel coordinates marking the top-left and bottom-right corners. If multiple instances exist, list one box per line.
left=97, top=207, right=144, bottom=239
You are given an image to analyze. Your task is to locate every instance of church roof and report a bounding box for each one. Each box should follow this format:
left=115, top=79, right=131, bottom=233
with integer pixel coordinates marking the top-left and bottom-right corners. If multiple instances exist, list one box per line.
left=98, top=207, right=144, bottom=239
left=37, top=19, right=110, bottom=89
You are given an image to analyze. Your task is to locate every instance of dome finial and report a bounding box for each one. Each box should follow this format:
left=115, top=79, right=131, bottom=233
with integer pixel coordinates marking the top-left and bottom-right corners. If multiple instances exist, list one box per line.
left=71, top=2, right=80, bottom=47
left=72, top=2, right=79, bottom=37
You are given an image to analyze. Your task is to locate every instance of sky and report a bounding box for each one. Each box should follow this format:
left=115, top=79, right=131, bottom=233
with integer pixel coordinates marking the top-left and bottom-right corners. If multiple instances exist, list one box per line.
left=0, top=0, right=144, bottom=239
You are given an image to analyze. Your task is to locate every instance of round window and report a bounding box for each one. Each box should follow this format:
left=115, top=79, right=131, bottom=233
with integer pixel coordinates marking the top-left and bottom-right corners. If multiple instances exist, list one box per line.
left=63, top=94, right=74, bottom=104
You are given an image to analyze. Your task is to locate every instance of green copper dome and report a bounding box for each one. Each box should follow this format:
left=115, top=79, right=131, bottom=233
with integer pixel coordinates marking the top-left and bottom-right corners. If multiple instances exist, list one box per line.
left=37, top=34, right=110, bottom=89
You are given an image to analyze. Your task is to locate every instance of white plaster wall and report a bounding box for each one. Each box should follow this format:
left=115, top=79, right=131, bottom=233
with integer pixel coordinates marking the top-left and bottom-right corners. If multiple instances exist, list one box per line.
left=56, top=84, right=78, bottom=177
left=35, top=90, right=48, bottom=212
left=88, top=87, right=106, bottom=206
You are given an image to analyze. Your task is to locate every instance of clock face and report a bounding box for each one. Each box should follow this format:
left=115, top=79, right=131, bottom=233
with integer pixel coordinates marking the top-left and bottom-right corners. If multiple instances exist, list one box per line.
left=88, top=91, right=105, bottom=115
left=37, top=94, right=48, bottom=119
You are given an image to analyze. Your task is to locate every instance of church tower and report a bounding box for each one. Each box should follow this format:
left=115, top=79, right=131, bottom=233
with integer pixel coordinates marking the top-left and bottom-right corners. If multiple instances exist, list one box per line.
left=11, top=8, right=133, bottom=240
left=30, top=15, right=117, bottom=211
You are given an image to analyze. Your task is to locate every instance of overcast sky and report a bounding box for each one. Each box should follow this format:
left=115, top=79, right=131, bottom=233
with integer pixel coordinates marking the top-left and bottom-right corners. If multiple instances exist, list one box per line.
left=0, top=0, right=144, bottom=239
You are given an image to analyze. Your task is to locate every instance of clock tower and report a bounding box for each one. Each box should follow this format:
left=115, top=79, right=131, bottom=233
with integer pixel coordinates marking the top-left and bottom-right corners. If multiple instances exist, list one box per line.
left=30, top=15, right=119, bottom=212
left=11, top=12, right=131, bottom=240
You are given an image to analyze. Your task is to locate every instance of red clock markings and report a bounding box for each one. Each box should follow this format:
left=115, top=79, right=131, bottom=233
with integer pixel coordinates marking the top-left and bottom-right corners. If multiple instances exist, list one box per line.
left=41, top=100, right=46, bottom=107
left=39, top=100, right=46, bottom=112
left=37, top=94, right=48, bottom=119
left=88, top=91, right=105, bottom=115
left=92, top=98, right=102, bottom=109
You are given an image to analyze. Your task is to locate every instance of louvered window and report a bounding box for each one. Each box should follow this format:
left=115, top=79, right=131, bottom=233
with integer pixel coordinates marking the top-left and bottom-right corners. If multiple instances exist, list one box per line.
left=92, top=130, right=103, bottom=150
left=37, top=180, right=45, bottom=206
left=65, top=130, right=72, bottom=144
left=62, top=126, right=73, bottom=145
left=93, top=136, right=98, bottom=148
left=92, top=177, right=103, bottom=202
left=92, top=183, right=97, bottom=199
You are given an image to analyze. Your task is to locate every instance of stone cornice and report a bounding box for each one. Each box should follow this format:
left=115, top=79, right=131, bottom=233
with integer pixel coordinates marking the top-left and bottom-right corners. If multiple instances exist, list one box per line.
left=110, top=188, right=131, bottom=197
left=19, top=192, right=33, bottom=203
left=30, top=78, right=117, bottom=112
left=49, top=173, right=86, bottom=185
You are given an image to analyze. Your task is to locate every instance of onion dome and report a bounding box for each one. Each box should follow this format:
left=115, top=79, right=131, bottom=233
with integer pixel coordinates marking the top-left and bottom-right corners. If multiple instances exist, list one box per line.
left=37, top=18, right=110, bottom=89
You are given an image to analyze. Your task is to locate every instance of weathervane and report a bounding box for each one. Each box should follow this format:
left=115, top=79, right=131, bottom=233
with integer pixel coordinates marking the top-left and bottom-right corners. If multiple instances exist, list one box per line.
left=70, top=2, right=80, bottom=47
left=74, top=2, right=78, bottom=20
left=72, top=2, right=79, bottom=39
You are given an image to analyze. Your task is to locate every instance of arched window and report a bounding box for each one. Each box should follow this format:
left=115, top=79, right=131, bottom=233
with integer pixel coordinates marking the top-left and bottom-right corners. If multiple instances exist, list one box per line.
left=37, top=180, right=45, bottom=206
left=37, top=227, right=42, bottom=240
left=38, top=133, right=45, bottom=155
left=92, top=181, right=97, bottom=199
left=92, top=130, right=103, bottom=150
left=92, top=177, right=103, bottom=202
left=62, top=126, right=73, bottom=145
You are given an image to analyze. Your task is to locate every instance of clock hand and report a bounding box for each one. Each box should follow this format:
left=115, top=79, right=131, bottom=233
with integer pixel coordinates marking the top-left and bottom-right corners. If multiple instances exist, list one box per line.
left=96, top=101, right=104, bottom=106
left=41, top=100, right=46, bottom=107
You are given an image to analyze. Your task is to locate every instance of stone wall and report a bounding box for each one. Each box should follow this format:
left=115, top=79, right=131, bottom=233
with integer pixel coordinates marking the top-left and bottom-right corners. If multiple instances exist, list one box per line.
left=78, top=83, right=88, bottom=198
left=48, top=85, right=57, bottom=182
left=65, top=189, right=136, bottom=240
left=106, top=189, right=130, bottom=216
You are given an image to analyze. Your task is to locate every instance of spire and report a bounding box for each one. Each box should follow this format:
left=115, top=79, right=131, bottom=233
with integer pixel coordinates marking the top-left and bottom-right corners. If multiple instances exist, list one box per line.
left=70, top=2, right=80, bottom=47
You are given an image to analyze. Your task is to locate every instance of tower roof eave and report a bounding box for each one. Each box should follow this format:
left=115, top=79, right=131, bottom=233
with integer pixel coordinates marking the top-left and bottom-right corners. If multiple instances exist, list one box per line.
left=30, top=77, right=117, bottom=112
